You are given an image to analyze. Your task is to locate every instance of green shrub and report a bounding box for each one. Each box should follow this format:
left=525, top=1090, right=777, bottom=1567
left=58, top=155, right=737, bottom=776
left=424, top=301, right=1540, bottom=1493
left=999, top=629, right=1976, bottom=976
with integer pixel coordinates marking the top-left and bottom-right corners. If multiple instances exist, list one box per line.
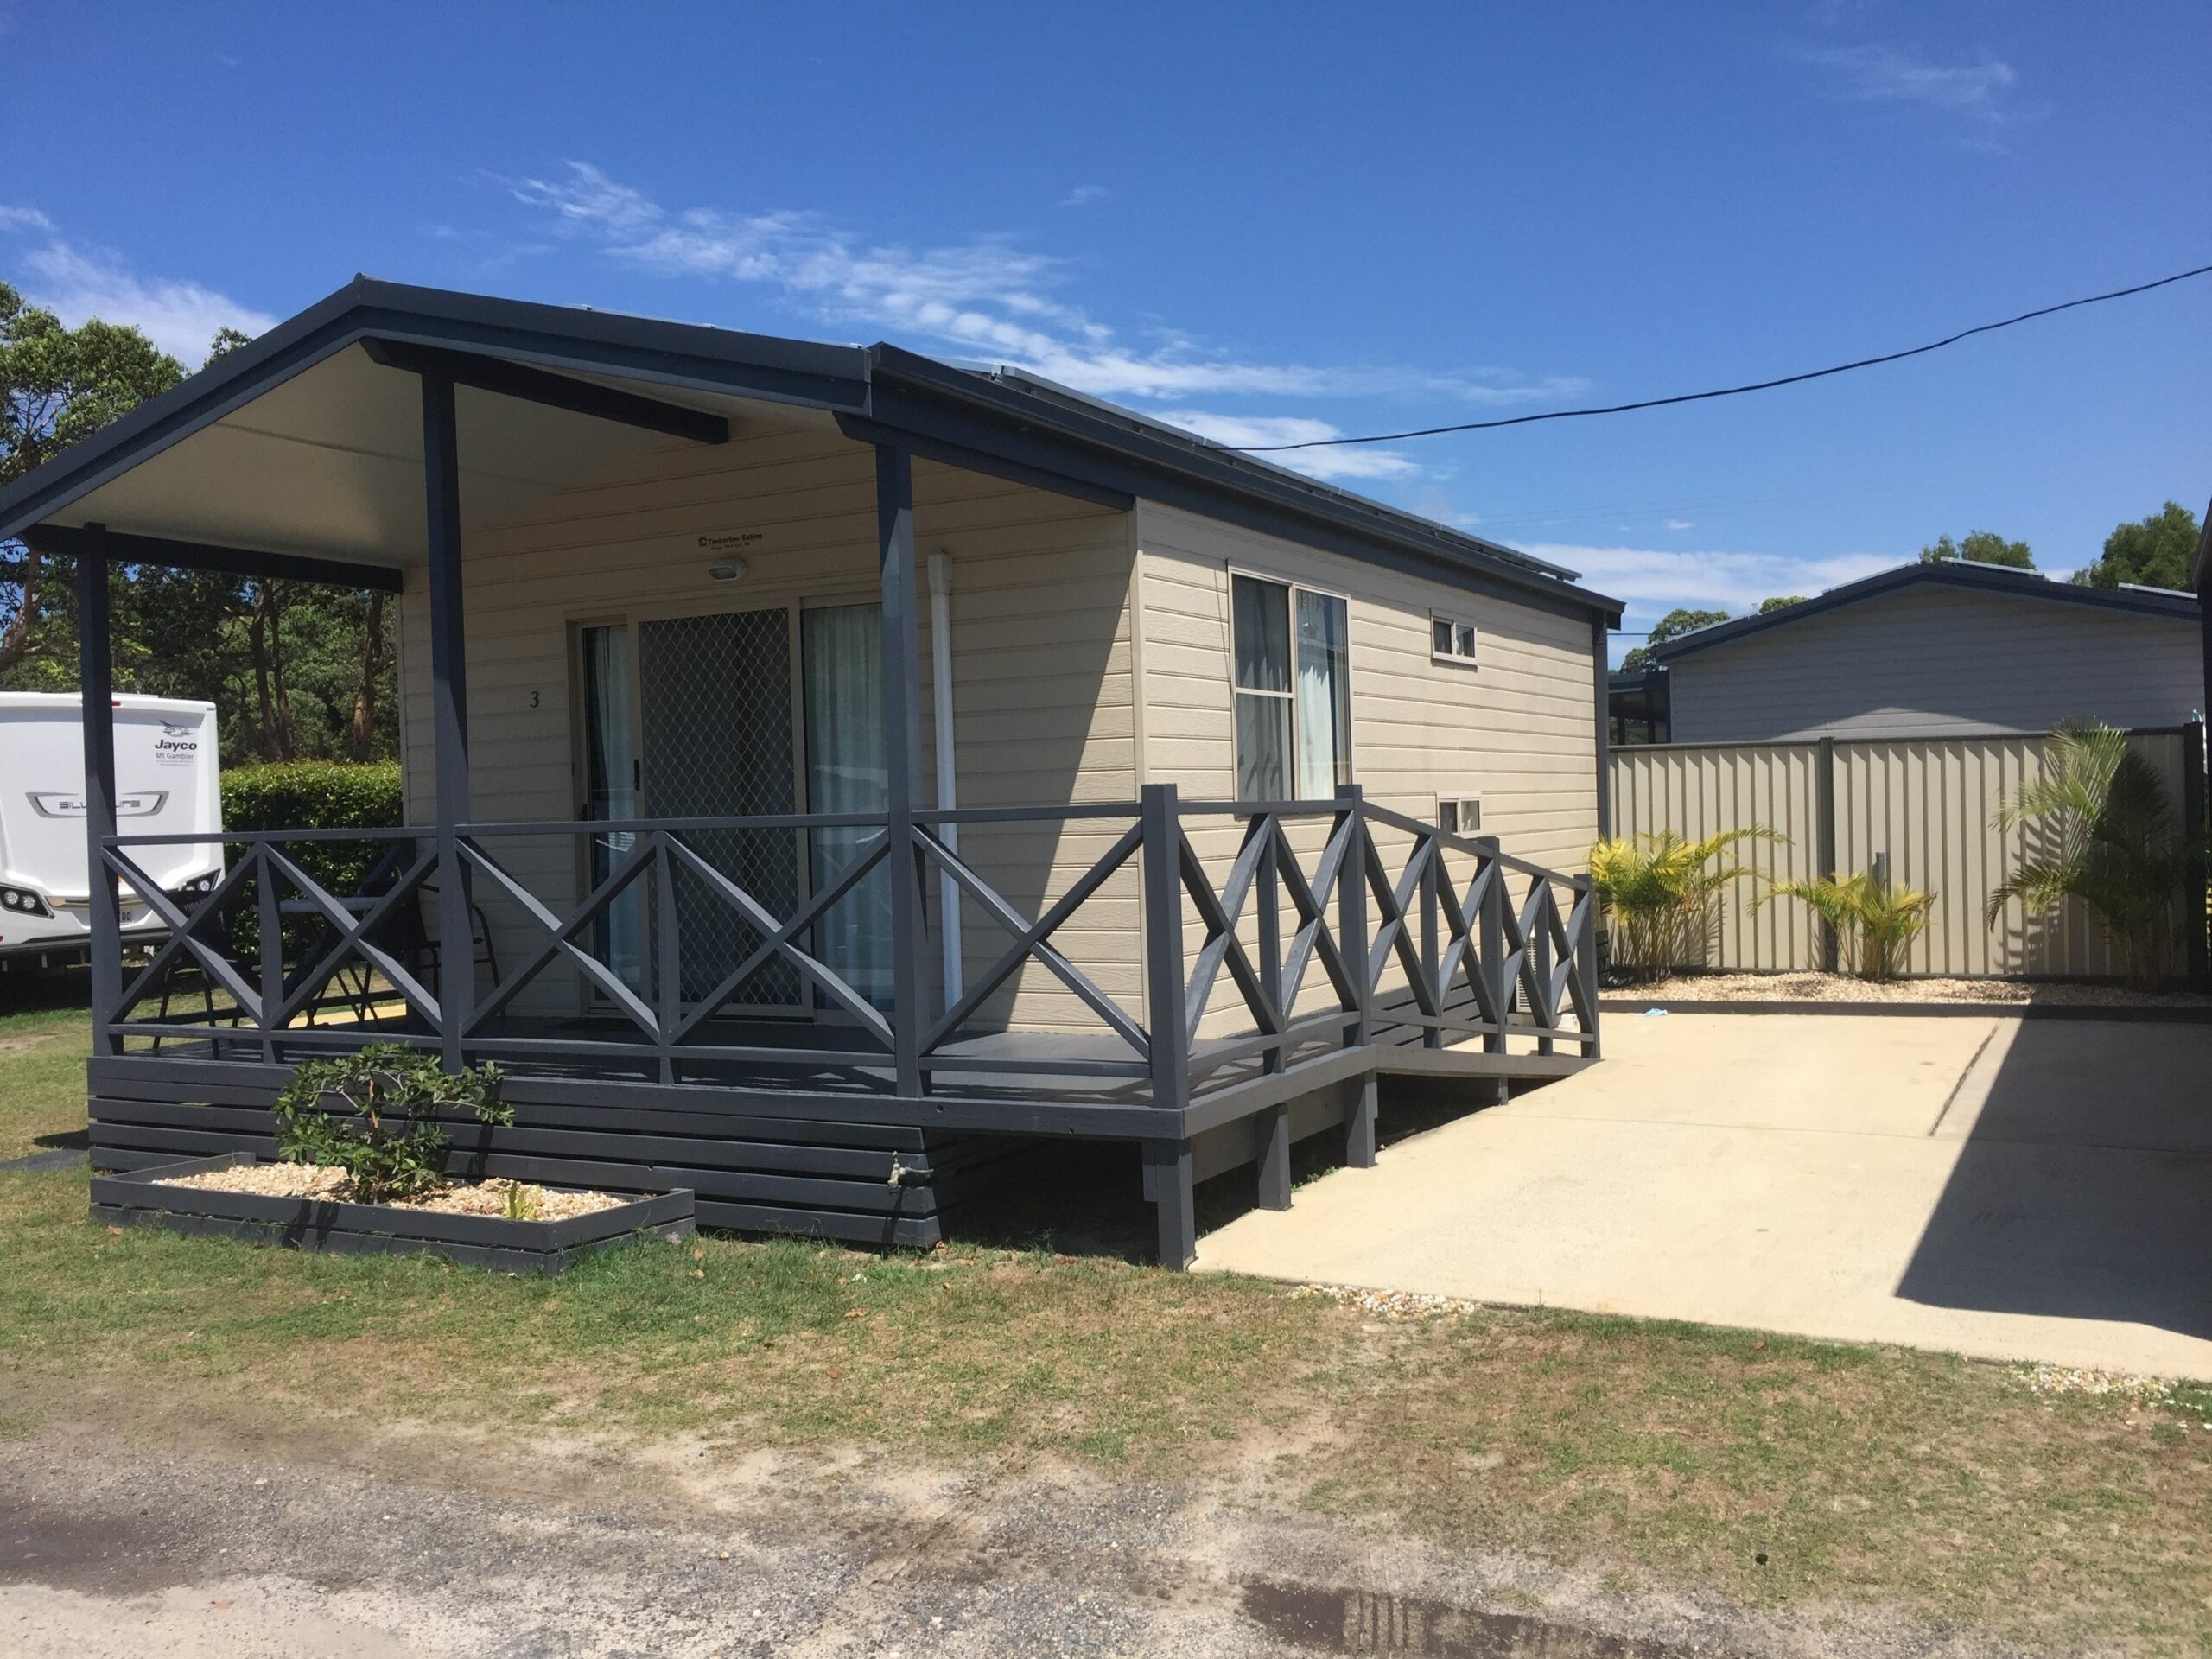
left=1762, top=869, right=1936, bottom=981
left=222, top=760, right=403, bottom=898
left=274, top=1043, right=509, bottom=1204
left=1590, top=829, right=1780, bottom=982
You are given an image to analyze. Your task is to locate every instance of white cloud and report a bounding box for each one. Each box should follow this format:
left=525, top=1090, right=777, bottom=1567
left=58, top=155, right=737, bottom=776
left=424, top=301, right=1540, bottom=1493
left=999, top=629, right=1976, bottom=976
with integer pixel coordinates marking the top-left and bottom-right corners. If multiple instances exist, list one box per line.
left=1792, top=43, right=2019, bottom=119
left=503, top=162, right=1586, bottom=417
left=13, top=241, right=277, bottom=365
left=1665, top=518, right=1693, bottom=531
left=1058, top=185, right=1110, bottom=208
left=0, top=204, right=53, bottom=233
left=1519, top=542, right=1897, bottom=613
left=1148, top=411, right=1420, bottom=482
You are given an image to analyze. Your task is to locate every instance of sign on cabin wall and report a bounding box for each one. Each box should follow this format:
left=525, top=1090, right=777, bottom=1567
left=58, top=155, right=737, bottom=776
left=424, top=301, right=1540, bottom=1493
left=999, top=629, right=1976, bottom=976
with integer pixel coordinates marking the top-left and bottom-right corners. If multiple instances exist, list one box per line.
left=697, top=531, right=767, bottom=555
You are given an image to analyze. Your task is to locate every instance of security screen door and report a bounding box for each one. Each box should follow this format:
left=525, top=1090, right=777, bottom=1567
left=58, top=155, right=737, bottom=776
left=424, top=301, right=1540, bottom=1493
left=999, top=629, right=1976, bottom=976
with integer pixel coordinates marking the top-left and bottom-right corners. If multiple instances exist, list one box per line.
left=639, top=608, right=801, bottom=1007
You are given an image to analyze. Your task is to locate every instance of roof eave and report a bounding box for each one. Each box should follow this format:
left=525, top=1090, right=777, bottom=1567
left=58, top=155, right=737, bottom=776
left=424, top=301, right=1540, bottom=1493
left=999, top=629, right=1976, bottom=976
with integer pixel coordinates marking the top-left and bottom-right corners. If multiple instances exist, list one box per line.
left=0, top=277, right=873, bottom=544
left=864, top=344, right=1624, bottom=623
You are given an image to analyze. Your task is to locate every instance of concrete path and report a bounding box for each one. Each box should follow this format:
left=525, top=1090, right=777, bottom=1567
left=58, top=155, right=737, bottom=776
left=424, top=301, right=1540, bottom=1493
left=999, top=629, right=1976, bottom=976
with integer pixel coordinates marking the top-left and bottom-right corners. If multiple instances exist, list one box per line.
left=1198, top=1014, right=2212, bottom=1377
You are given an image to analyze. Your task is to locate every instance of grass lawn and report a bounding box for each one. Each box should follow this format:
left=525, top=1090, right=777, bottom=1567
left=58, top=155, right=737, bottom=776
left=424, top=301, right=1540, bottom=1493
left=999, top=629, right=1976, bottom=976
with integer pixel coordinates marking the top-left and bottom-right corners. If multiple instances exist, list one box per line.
left=1, top=989, right=2208, bottom=1651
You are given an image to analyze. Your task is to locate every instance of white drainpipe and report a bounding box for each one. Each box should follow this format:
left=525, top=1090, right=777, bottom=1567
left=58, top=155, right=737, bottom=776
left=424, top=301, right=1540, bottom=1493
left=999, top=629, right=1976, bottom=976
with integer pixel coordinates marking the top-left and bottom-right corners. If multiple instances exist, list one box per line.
left=927, top=550, right=963, bottom=1001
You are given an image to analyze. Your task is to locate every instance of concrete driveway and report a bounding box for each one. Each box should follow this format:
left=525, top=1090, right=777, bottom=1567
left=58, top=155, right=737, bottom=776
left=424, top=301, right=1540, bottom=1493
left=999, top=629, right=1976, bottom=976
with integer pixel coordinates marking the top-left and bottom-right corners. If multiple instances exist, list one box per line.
left=1198, top=1013, right=2212, bottom=1377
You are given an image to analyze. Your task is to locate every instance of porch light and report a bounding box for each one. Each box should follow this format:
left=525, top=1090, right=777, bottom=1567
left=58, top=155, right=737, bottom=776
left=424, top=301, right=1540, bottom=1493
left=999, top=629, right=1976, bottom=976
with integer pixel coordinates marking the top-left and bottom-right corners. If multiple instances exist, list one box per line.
left=707, top=558, right=748, bottom=582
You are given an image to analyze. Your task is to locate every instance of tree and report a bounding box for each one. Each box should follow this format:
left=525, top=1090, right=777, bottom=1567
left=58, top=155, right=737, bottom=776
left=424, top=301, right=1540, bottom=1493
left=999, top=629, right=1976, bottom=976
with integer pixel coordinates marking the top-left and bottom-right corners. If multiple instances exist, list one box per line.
left=1619, top=606, right=1730, bottom=672
left=2069, top=501, right=2199, bottom=592
left=0, top=297, right=399, bottom=763
left=1921, top=531, right=2034, bottom=569
left=1987, top=721, right=2207, bottom=990
left=1, top=282, right=184, bottom=675
left=1757, top=594, right=1807, bottom=613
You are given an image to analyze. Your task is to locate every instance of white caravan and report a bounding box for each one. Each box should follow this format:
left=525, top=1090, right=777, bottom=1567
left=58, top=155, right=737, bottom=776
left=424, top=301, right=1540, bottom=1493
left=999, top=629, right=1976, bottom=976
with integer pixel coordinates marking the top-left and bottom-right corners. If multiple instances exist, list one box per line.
left=0, top=693, right=223, bottom=966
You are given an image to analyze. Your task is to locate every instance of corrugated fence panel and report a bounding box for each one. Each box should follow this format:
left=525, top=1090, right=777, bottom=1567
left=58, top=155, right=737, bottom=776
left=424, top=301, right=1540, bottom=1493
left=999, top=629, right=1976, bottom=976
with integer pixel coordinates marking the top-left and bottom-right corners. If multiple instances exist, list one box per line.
left=1611, top=730, right=2192, bottom=980
left=1609, top=742, right=1821, bottom=971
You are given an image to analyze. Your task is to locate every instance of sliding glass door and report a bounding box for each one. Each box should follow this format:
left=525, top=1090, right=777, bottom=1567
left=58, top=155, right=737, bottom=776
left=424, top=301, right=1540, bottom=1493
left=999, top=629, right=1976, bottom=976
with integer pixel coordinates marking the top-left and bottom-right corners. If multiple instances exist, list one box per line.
left=802, top=603, right=890, bottom=1008
left=578, top=624, right=643, bottom=993
left=574, top=598, right=892, bottom=1018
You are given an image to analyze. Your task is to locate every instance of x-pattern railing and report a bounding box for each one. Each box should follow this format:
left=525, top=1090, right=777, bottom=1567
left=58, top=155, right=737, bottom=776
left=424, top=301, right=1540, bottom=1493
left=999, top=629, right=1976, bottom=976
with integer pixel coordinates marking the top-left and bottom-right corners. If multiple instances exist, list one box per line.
left=99, top=786, right=1597, bottom=1092
left=103, top=831, right=443, bottom=1055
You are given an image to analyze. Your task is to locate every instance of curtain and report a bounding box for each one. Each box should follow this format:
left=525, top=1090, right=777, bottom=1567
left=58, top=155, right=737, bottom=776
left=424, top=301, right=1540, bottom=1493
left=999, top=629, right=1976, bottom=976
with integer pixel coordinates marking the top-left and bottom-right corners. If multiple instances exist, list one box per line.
left=802, top=604, right=892, bottom=1007
left=1294, top=590, right=1351, bottom=798
left=581, top=625, right=643, bottom=991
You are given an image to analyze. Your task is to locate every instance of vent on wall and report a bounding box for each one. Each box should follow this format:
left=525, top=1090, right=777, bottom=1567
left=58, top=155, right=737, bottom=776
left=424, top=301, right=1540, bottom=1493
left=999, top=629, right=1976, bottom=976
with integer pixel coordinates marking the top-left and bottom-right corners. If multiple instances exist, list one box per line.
left=1437, top=795, right=1482, bottom=836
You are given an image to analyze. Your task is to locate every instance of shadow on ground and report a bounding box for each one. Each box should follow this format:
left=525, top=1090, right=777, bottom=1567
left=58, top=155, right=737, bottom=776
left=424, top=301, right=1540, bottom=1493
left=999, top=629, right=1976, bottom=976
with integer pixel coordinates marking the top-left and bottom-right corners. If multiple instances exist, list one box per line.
left=1896, top=1020, right=2212, bottom=1341
left=937, top=1075, right=1535, bottom=1264
left=0, top=964, right=89, bottom=1020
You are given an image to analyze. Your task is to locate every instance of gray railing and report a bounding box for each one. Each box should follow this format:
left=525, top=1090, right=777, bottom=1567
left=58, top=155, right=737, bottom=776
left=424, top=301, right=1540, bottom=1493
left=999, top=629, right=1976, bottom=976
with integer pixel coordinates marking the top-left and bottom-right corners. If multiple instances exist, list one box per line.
left=95, top=785, right=1599, bottom=1098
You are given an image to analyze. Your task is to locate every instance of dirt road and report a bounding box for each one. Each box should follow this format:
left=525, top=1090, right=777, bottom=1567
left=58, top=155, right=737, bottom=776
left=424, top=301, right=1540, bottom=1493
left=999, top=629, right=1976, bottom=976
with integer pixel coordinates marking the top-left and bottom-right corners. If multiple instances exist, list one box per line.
left=0, top=1402, right=1997, bottom=1657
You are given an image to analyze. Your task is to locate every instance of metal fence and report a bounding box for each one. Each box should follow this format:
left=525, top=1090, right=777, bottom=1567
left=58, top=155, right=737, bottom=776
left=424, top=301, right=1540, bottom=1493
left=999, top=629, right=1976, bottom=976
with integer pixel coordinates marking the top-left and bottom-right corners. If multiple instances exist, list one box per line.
left=1608, top=722, right=2209, bottom=980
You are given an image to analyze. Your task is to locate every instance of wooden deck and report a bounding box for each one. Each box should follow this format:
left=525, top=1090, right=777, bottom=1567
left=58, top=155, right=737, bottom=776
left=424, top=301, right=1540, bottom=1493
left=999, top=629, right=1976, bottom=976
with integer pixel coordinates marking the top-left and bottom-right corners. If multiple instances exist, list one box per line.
left=87, top=790, right=1600, bottom=1263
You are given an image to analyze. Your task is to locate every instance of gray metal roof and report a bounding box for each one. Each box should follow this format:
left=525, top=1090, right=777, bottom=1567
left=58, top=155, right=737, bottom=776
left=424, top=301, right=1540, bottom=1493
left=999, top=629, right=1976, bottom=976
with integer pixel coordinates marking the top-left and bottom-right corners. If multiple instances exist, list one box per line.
left=0, top=276, right=1622, bottom=624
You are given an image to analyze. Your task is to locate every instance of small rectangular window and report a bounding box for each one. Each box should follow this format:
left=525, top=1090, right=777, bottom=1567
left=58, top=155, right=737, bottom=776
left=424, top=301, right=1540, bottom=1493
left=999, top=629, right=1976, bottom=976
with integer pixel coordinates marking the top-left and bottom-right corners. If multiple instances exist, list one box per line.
left=1436, top=795, right=1482, bottom=836
left=1432, top=613, right=1478, bottom=665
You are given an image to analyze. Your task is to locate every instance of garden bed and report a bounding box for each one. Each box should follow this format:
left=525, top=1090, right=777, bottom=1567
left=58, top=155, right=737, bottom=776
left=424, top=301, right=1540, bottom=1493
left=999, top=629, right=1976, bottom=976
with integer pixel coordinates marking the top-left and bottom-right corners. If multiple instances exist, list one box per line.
left=90, top=1153, right=694, bottom=1274
left=1601, top=970, right=2212, bottom=1014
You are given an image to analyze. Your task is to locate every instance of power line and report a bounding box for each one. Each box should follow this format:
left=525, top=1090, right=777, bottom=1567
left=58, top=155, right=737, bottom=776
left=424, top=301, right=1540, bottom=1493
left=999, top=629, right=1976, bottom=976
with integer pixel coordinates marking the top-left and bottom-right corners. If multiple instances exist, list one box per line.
left=1234, top=262, right=2212, bottom=453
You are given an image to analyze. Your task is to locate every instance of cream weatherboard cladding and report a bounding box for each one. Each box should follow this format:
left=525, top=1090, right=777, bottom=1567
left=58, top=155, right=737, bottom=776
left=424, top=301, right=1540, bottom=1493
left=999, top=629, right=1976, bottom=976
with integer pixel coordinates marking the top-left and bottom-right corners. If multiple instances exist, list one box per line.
left=397, top=418, right=1140, bottom=1031
left=1130, top=501, right=1603, bottom=1038
left=393, top=433, right=1606, bottom=1036
left=1130, top=501, right=1600, bottom=868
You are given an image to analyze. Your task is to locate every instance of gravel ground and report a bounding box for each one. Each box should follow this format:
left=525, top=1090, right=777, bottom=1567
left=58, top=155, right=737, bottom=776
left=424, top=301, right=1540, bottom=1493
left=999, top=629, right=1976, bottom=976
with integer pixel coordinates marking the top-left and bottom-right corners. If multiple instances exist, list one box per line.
left=1605, top=971, right=2212, bottom=1008
left=0, top=1396, right=2020, bottom=1658
left=154, top=1166, right=625, bottom=1220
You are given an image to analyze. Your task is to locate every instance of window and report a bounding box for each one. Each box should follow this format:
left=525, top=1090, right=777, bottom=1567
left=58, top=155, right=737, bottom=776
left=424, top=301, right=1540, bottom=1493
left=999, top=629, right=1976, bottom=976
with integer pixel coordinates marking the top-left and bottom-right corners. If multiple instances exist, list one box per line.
left=1432, top=613, right=1478, bottom=665
left=1231, top=573, right=1352, bottom=799
left=1436, top=795, right=1482, bottom=836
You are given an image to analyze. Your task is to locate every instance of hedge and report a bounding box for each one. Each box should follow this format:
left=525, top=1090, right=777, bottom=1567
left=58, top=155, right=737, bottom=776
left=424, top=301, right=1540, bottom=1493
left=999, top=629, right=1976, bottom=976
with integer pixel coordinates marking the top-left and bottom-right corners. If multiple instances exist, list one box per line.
left=222, top=761, right=404, bottom=899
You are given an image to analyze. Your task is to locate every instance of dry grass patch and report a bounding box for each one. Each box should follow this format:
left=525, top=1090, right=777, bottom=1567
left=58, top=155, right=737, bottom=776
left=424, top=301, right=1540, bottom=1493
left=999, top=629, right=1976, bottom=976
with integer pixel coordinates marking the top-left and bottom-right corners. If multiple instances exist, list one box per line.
left=1, top=1001, right=2209, bottom=1649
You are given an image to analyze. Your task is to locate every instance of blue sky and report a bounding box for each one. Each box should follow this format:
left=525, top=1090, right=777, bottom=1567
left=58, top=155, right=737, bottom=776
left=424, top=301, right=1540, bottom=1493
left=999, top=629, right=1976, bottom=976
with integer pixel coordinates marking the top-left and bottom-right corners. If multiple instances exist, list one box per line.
left=4, top=3, right=2206, bottom=658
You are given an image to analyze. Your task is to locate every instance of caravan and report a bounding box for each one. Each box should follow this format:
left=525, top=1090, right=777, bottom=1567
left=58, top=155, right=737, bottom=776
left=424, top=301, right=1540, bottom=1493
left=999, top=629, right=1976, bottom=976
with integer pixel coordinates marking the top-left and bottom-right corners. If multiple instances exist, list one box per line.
left=0, top=693, right=224, bottom=966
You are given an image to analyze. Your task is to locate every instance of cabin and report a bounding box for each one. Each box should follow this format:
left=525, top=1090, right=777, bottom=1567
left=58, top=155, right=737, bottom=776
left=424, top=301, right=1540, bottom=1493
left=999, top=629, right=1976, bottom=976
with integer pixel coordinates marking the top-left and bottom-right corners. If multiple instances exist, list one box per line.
left=0, top=278, right=1620, bottom=1266
left=1653, top=560, right=2206, bottom=743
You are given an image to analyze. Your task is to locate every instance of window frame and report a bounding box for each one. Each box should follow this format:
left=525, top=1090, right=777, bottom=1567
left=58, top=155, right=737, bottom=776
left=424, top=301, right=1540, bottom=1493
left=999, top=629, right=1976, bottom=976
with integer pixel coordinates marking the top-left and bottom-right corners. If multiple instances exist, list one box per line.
left=1430, top=612, right=1479, bottom=668
left=1225, top=566, right=1357, bottom=802
left=1435, top=793, right=1484, bottom=838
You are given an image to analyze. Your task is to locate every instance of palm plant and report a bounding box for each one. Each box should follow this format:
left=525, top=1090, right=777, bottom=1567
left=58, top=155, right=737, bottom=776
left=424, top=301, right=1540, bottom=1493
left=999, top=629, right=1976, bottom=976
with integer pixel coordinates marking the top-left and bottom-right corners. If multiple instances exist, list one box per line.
left=1589, top=828, right=1779, bottom=982
left=1986, top=721, right=2204, bottom=990
left=1764, top=869, right=1936, bottom=981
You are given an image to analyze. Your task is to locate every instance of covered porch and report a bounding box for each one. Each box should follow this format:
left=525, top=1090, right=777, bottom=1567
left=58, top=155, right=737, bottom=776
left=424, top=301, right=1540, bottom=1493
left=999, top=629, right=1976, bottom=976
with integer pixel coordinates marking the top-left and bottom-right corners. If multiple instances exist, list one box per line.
left=10, top=280, right=1603, bottom=1264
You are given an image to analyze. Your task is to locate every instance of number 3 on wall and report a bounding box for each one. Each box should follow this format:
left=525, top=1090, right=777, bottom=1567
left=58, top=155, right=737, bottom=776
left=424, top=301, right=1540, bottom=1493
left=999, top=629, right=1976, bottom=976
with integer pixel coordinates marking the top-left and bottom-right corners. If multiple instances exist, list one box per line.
left=529, top=690, right=540, bottom=708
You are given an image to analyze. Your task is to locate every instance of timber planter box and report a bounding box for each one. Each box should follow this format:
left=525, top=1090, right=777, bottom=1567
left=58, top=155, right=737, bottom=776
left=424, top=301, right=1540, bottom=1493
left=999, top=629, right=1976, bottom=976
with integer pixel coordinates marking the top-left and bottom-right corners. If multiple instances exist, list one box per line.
left=91, top=1154, right=696, bottom=1274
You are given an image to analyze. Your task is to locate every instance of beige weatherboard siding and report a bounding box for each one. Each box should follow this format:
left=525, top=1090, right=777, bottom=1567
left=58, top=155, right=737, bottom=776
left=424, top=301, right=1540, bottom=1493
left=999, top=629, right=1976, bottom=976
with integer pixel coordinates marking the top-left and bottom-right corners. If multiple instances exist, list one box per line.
left=397, top=416, right=1141, bottom=1031
left=1131, top=501, right=1601, bottom=867
left=1131, top=501, right=1603, bottom=1039
left=1666, top=582, right=2206, bottom=743
left=392, top=427, right=1609, bottom=1039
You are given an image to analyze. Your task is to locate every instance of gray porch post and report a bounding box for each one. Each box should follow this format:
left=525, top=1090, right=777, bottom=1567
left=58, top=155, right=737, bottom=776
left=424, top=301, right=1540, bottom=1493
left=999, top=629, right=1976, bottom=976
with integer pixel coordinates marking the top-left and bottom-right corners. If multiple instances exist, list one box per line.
left=76, top=526, right=123, bottom=1055
left=1141, top=784, right=1198, bottom=1253
left=874, top=443, right=926, bottom=1097
left=1335, top=784, right=1376, bottom=1167
left=1592, top=615, right=1613, bottom=840
left=422, top=373, right=471, bottom=1071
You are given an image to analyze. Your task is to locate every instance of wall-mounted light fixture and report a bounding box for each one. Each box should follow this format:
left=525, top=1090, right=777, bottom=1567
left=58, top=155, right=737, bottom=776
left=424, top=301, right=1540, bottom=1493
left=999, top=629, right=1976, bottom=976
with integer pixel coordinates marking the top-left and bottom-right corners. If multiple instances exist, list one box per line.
left=707, top=558, right=748, bottom=582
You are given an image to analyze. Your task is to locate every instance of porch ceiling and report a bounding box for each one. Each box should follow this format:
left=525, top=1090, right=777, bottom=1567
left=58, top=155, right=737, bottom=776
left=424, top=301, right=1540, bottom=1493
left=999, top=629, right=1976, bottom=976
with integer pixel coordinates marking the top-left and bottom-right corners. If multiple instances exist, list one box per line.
left=34, top=344, right=830, bottom=570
